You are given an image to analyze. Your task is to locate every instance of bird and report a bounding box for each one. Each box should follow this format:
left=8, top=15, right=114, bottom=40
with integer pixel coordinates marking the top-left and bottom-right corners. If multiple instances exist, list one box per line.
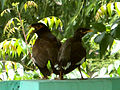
left=30, top=23, right=61, bottom=79
left=57, top=28, right=93, bottom=79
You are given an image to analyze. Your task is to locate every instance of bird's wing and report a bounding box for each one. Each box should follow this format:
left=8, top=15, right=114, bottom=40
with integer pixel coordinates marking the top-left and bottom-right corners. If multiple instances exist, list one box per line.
left=58, top=39, right=72, bottom=67
left=46, top=39, right=61, bottom=75
left=32, top=38, right=50, bottom=68
left=61, top=40, right=86, bottom=74
left=32, top=38, right=53, bottom=77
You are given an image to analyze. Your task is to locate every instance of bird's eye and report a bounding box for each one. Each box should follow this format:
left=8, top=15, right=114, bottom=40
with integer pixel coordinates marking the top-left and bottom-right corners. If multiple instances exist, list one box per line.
left=35, top=25, right=43, bottom=30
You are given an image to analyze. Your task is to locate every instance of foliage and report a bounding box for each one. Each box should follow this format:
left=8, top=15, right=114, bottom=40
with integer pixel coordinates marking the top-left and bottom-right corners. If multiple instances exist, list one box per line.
left=0, top=38, right=28, bottom=60
left=91, top=60, right=120, bottom=78
left=1, top=0, right=120, bottom=80
left=29, top=16, right=63, bottom=40
left=0, top=61, right=41, bottom=81
left=92, top=2, right=120, bottom=58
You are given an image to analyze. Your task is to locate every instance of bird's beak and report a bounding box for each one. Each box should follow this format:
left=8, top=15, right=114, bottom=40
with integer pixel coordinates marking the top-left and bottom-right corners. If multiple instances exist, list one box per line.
left=82, top=29, right=93, bottom=34
left=86, top=29, right=93, bottom=33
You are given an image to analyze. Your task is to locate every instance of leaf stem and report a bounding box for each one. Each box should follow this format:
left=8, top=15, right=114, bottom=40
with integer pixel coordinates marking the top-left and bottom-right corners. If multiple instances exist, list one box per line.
left=18, top=12, right=28, bottom=44
left=18, top=11, right=35, bottom=66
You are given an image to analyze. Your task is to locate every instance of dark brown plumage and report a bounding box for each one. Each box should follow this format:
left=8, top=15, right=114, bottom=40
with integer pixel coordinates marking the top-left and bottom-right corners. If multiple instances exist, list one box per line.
left=31, top=23, right=92, bottom=79
left=57, top=28, right=93, bottom=79
left=31, top=23, right=61, bottom=79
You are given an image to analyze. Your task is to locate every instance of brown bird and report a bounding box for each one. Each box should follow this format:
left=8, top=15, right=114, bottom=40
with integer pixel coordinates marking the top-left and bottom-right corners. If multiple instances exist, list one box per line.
left=57, top=28, right=93, bottom=79
left=31, top=23, right=61, bottom=79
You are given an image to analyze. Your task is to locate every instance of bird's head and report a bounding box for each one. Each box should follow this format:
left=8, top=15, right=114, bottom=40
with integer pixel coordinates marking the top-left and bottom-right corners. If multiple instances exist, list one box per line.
left=74, top=28, right=93, bottom=38
left=30, top=23, right=50, bottom=34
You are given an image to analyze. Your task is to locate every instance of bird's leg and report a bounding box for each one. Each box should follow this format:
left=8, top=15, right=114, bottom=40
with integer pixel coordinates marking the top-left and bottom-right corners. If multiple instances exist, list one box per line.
left=59, top=71, right=63, bottom=80
left=78, top=66, right=84, bottom=79
left=43, top=76, right=48, bottom=79
left=59, top=68, right=64, bottom=80
left=59, top=65, right=63, bottom=80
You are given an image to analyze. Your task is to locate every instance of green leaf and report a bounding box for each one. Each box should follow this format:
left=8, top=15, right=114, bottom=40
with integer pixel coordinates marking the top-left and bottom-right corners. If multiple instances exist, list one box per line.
left=114, top=60, right=120, bottom=70
left=100, top=33, right=114, bottom=58
left=85, top=2, right=95, bottom=16
left=43, top=18, right=48, bottom=25
left=20, top=2, right=25, bottom=13
left=1, top=0, right=7, bottom=10
left=18, top=39, right=25, bottom=54
left=94, top=32, right=105, bottom=44
left=0, top=72, right=7, bottom=80
left=109, top=14, right=119, bottom=25
left=95, top=9, right=102, bottom=20
left=17, top=45, right=22, bottom=57
left=24, top=1, right=38, bottom=11
left=99, top=67, right=107, bottom=76
left=21, top=40, right=27, bottom=54
left=12, top=2, right=19, bottom=7
left=81, top=62, right=87, bottom=70
left=100, top=4, right=107, bottom=16
left=111, top=24, right=120, bottom=39
left=47, top=17, right=52, bottom=29
left=117, top=67, right=120, bottom=76
left=53, top=17, right=57, bottom=29
left=3, top=18, right=17, bottom=38
left=0, top=50, right=2, bottom=59
left=38, top=16, right=63, bottom=32
left=24, top=3, right=27, bottom=11
left=95, top=2, right=119, bottom=21
left=55, top=19, right=60, bottom=29
left=50, top=17, right=55, bottom=29
left=108, top=64, right=114, bottom=74
left=82, top=70, right=90, bottom=78
left=92, top=23, right=106, bottom=32
left=1, top=9, right=11, bottom=16
left=107, top=3, right=114, bottom=17
left=8, top=69, right=15, bottom=80
left=64, top=1, right=83, bottom=38
left=115, top=2, right=120, bottom=16
left=27, top=27, right=34, bottom=40
left=95, top=4, right=107, bottom=21
left=37, top=16, right=63, bottom=40
left=2, top=51, right=5, bottom=60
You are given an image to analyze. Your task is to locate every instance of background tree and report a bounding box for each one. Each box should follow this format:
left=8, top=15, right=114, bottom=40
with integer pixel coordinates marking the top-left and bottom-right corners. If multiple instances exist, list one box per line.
left=0, top=0, right=120, bottom=80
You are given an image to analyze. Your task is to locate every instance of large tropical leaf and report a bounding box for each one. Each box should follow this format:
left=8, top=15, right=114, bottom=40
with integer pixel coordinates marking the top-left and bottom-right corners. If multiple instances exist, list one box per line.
left=99, top=33, right=114, bottom=58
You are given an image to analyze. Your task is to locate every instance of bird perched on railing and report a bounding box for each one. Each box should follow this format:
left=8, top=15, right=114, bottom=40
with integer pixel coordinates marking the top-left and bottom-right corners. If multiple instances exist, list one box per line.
left=57, top=28, right=93, bottom=79
left=30, top=23, right=61, bottom=79
left=30, top=22, right=92, bottom=79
